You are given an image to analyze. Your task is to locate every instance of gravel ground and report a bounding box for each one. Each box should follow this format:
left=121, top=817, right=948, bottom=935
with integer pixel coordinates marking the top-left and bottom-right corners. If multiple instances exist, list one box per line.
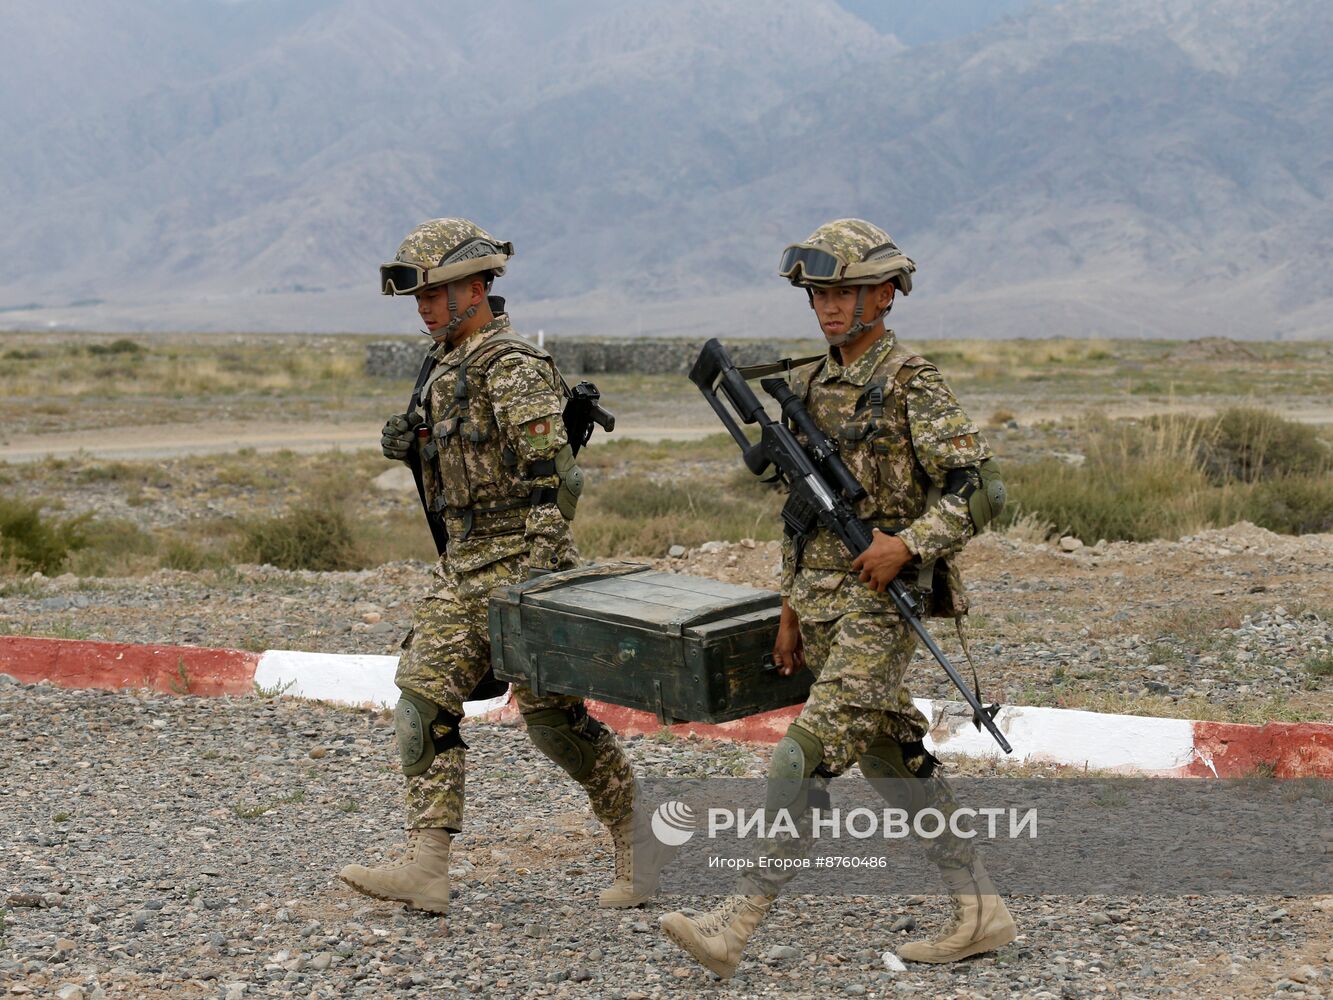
left=3, top=523, right=1330, bottom=722
left=2, top=679, right=1330, bottom=1000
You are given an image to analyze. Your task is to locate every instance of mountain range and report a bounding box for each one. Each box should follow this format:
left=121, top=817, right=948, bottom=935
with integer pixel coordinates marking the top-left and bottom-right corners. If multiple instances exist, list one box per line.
left=1, top=0, right=1329, bottom=339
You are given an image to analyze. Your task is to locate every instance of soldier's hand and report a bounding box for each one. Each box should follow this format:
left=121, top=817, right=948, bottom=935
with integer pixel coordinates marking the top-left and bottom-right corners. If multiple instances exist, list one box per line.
left=773, top=598, right=805, bottom=676
left=851, top=529, right=912, bottom=593
left=381, top=413, right=418, bottom=461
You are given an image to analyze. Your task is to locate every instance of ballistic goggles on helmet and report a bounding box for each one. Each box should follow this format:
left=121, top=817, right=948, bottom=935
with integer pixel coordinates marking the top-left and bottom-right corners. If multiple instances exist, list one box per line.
left=778, top=241, right=912, bottom=286
left=379, top=237, right=514, bottom=295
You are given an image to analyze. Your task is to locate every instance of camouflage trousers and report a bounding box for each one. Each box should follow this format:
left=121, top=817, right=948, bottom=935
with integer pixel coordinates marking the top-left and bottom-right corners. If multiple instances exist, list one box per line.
left=394, top=555, right=635, bottom=833
left=740, top=610, right=974, bottom=895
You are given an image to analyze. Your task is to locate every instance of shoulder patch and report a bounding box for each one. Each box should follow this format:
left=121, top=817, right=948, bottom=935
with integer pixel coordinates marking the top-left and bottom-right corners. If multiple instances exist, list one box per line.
left=946, top=432, right=979, bottom=452
left=523, top=417, right=556, bottom=450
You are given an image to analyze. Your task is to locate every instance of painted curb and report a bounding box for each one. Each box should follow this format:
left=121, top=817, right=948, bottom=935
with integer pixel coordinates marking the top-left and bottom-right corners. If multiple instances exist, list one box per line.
left=0, top=635, right=258, bottom=697
left=3, top=636, right=1329, bottom=777
left=484, top=698, right=1333, bottom=778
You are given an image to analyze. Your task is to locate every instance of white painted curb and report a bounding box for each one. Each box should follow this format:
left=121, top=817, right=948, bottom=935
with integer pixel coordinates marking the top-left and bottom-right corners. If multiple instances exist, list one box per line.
left=254, top=649, right=510, bottom=718
left=911, top=697, right=1200, bottom=775
left=247, top=649, right=1331, bottom=778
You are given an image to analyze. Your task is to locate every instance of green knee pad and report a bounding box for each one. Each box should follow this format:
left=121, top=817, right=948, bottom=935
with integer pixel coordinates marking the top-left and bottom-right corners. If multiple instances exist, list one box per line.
left=395, top=690, right=464, bottom=777
left=524, top=707, right=604, bottom=781
left=859, top=738, right=936, bottom=813
left=766, top=723, right=826, bottom=814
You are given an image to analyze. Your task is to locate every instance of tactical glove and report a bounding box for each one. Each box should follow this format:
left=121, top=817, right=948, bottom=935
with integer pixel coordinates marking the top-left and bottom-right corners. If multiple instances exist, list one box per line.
left=381, top=413, right=422, bottom=461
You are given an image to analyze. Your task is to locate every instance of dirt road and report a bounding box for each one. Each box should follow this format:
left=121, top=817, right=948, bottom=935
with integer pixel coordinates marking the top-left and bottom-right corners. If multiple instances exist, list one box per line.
left=0, top=423, right=719, bottom=464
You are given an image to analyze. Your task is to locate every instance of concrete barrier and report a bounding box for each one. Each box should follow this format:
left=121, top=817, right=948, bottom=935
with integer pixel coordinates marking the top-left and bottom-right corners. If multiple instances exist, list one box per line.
left=4, top=636, right=1329, bottom=779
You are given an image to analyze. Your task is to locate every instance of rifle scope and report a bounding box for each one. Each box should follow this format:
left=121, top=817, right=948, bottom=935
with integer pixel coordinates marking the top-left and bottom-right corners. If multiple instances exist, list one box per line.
left=760, top=378, right=867, bottom=504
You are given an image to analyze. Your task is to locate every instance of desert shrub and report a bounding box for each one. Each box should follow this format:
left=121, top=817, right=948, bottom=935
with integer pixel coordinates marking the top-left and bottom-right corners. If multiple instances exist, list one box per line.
left=1195, top=407, right=1329, bottom=483
left=1245, top=473, right=1333, bottom=535
left=238, top=475, right=365, bottom=571
left=0, top=496, right=87, bottom=572
left=74, top=461, right=139, bottom=483
left=160, top=537, right=226, bottom=572
left=575, top=472, right=782, bottom=556
left=999, top=411, right=1330, bottom=541
left=354, top=508, right=439, bottom=565
left=86, top=338, right=144, bottom=356
left=998, top=416, right=1240, bottom=542
left=239, top=505, right=362, bottom=571
left=64, top=518, right=158, bottom=576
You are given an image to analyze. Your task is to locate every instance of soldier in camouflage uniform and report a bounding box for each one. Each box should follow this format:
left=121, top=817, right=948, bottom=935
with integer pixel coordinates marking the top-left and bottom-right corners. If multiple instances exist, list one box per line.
left=339, top=219, right=660, bottom=914
left=660, top=220, right=1017, bottom=978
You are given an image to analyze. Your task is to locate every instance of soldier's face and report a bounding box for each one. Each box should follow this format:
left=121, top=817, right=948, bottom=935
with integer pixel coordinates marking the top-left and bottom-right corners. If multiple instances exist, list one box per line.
left=810, top=282, right=894, bottom=340
left=415, top=279, right=483, bottom=340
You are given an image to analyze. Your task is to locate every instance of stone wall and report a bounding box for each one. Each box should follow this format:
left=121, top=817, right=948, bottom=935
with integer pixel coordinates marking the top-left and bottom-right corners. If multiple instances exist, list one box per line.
left=365, top=337, right=813, bottom=379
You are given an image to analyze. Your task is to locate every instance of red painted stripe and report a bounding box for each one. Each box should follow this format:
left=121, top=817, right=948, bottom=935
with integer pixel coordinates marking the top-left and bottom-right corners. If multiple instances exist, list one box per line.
left=0, top=636, right=259, bottom=697
left=483, top=696, right=802, bottom=742
left=5, top=635, right=1330, bottom=779
left=488, top=698, right=1333, bottom=778
left=1188, top=720, right=1333, bottom=779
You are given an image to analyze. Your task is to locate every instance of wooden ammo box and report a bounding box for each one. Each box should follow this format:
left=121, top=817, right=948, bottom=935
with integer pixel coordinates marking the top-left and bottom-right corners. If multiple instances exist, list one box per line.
left=488, top=563, right=812, bottom=724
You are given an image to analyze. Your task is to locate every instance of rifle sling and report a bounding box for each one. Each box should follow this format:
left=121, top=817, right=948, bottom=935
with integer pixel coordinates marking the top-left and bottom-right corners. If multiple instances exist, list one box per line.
left=734, top=354, right=825, bottom=381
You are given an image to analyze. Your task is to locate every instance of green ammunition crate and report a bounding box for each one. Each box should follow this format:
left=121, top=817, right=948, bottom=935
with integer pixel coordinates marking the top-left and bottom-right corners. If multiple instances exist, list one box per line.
left=488, top=563, right=812, bottom=724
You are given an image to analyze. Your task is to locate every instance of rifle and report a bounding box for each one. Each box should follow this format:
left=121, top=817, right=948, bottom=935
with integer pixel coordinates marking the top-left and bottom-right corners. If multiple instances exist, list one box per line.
left=688, top=339, right=1012, bottom=754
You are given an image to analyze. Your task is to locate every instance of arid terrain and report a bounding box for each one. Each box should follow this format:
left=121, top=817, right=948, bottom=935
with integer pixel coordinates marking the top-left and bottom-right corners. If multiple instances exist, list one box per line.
left=1, top=332, right=1330, bottom=998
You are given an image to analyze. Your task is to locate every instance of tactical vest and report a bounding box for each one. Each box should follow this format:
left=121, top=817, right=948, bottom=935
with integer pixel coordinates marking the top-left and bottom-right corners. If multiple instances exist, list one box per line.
left=414, top=329, right=564, bottom=543
left=789, top=341, right=967, bottom=617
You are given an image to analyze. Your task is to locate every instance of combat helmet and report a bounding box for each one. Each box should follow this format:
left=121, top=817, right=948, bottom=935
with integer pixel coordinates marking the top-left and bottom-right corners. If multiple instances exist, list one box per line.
left=779, top=219, right=915, bottom=346
left=380, top=218, right=514, bottom=337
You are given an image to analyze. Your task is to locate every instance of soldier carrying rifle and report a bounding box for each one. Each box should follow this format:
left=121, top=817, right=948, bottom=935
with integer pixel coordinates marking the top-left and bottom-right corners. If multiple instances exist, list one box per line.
left=661, top=219, right=1017, bottom=977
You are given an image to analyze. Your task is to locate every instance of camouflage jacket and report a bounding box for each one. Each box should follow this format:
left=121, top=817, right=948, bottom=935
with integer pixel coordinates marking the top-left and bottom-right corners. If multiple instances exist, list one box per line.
left=780, top=330, right=993, bottom=621
left=412, top=315, right=576, bottom=575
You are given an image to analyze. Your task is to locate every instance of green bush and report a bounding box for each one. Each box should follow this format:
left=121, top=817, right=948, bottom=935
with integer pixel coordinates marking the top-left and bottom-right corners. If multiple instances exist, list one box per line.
left=63, top=518, right=158, bottom=576
left=86, top=338, right=144, bottom=356
left=240, top=505, right=363, bottom=571
left=0, top=497, right=87, bottom=572
left=998, top=410, right=1331, bottom=541
left=1246, top=473, right=1333, bottom=535
left=237, top=474, right=368, bottom=571
left=161, top=537, right=227, bottom=572
left=575, top=473, right=782, bottom=556
left=1196, top=407, right=1330, bottom=483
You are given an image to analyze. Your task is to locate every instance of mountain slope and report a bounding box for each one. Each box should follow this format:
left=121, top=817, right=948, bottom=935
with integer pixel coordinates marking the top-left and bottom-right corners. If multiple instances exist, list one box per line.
left=0, top=0, right=1328, bottom=338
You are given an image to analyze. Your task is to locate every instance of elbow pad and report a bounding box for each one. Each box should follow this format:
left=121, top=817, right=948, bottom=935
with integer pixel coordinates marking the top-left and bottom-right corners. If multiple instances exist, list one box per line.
left=526, top=444, right=584, bottom=520
left=554, top=443, right=584, bottom=520
left=944, top=458, right=1006, bottom=532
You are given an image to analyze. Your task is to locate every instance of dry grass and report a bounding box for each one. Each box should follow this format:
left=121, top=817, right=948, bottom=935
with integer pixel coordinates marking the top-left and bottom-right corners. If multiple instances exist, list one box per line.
left=997, top=408, right=1332, bottom=541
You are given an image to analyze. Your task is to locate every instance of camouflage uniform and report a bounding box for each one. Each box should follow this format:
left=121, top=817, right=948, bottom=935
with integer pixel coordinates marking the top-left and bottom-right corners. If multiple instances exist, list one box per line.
left=396, top=314, right=635, bottom=833
left=662, top=219, right=1015, bottom=976
left=741, top=330, right=993, bottom=893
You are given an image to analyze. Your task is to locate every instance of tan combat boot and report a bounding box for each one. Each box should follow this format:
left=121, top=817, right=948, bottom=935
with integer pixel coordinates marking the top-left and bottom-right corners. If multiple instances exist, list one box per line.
left=659, top=895, right=773, bottom=979
left=897, top=858, right=1016, bottom=963
left=338, top=829, right=452, bottom=914
left=597, top=813, right=673, bottom=908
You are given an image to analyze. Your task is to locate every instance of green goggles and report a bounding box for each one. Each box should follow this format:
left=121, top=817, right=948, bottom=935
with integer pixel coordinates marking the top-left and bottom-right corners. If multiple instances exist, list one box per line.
left=779, top=241, right=910, bottom=285
left=778, top=245, right=845, bottom=282
left=379, top=261, right=442, bottom=295
left=379, top=238, right=514, bottom=295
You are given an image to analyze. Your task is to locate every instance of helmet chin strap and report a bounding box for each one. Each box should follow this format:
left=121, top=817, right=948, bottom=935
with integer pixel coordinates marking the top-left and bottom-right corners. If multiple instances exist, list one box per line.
left=442, top=283, right=480, bottom=343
